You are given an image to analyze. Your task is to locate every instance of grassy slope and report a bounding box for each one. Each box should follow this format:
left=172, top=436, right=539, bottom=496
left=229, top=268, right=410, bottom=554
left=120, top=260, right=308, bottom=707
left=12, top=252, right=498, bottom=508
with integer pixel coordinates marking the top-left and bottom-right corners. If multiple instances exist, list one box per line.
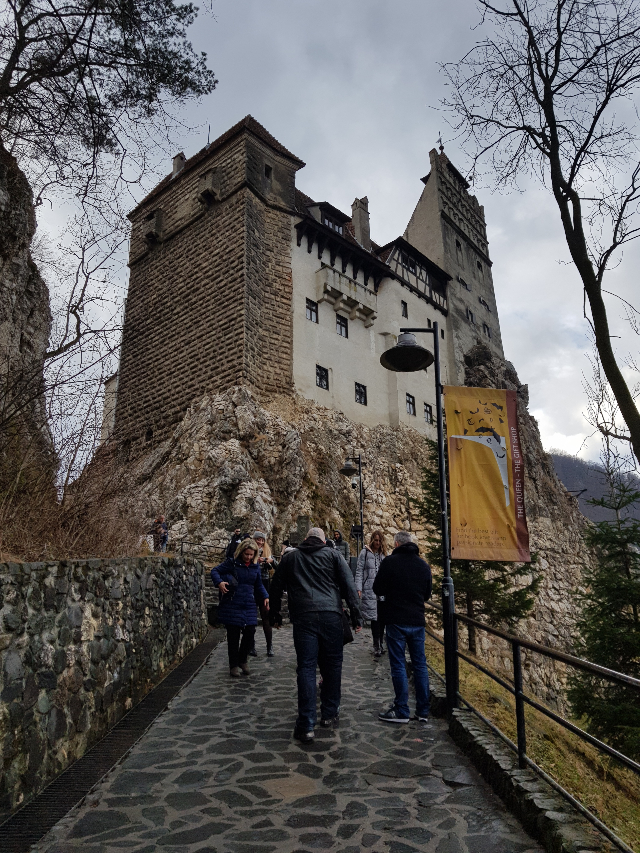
left=424, top=634, right=640, bottom=851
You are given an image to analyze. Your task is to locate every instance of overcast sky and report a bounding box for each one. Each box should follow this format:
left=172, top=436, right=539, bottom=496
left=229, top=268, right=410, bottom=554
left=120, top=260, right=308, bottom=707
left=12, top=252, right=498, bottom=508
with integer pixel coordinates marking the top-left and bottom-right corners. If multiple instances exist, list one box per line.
left=44, top=0, right=640, bottom=462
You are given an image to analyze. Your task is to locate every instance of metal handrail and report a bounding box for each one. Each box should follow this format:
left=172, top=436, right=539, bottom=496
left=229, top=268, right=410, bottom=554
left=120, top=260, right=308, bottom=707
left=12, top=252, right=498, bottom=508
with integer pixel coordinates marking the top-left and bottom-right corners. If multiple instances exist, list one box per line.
left=424, top=600, right=640, bottom=852
left=454, top=610, right=640, bottom=690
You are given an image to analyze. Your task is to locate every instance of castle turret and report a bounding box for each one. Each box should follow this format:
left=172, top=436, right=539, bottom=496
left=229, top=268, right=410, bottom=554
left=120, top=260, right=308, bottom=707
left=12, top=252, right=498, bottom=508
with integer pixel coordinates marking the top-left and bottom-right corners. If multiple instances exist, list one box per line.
left=404, top=147, right=504, bottom=383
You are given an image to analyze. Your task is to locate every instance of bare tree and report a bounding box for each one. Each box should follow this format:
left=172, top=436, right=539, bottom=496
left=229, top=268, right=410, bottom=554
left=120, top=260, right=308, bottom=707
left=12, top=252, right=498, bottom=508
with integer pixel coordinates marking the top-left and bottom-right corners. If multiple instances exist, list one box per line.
left=443, top=0, right=640, bottom=460
left=0, top=0, right=217, bottom=558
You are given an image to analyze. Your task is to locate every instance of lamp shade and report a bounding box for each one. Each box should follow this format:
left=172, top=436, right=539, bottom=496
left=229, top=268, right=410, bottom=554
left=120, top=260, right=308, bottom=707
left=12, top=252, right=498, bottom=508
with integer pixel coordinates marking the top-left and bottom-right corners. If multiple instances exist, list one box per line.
left=380, top=333, right=434, bottom=373
left=339, top=459, right=358, bottom=477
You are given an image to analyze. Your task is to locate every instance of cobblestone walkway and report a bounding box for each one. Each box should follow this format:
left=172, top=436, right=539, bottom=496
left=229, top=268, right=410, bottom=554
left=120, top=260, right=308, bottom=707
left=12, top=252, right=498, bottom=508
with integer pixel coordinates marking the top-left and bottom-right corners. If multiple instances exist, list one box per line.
left=33, top=627, right=543, bottom=853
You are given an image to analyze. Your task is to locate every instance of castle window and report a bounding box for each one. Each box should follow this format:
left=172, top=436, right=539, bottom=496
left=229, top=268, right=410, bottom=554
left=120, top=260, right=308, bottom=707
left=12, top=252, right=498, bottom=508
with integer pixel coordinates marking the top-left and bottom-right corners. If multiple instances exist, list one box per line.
left=316, top=365, right=329, bottom=390
left=479, top=296, right=491, bottom=311
left=323, top=214, right=343, bottom=235
left=406, top=394, right=416, bottom=416
left=401, top=300, right=408, bottom=319
left=483, top=323, right=491, bottom=338
left=424, top=403, right=433, bottom=424
left=355, top=383, right=367, bottom=406
left=336, top=315, right=348, bottom=338
left=401, top=253, right=416, bottom=274
left=306, top=298, right=318, bottom=323
left=427, top=318, right=432, bottom=328
left=441, top=329, right=445, bottom=339
left=466, top=307, right=475, bottom=325
left=455, top=239, right=464, bottom=265
left=458, top=276, right=470, bottom=291
left=264, top=164, right=272, bottom=180
left=476, top=260, right=484, bottom=278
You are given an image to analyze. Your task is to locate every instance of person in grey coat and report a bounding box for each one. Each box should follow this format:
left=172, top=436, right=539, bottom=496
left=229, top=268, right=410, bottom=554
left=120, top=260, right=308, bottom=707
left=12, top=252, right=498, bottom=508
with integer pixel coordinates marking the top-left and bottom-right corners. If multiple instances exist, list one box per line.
left=355, top=530, right=387, bottom=656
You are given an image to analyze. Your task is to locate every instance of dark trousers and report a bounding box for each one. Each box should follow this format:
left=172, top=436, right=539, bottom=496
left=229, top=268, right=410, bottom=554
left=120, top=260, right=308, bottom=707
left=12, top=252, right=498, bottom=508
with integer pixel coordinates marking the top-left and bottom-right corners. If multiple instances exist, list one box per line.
left=371, top=618, right=385, bottom=645
left=292, top=611, right=343, bottom=731
left=226, top=625, right=256, bottom=669
left=257, top=576, right=272, bottom=648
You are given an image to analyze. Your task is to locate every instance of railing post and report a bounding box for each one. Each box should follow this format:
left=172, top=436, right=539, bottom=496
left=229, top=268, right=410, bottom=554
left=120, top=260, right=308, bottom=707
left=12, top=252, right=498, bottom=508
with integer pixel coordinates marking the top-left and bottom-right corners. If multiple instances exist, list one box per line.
left=512, top=641, right=527, bottom=769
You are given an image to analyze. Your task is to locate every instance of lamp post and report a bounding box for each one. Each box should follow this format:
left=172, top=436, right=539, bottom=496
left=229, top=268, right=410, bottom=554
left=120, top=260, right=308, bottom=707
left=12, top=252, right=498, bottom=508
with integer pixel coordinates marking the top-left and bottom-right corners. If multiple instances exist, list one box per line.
left=339, top=454, right=364, bottom=554
left=380, top=321, right=458, bottom=711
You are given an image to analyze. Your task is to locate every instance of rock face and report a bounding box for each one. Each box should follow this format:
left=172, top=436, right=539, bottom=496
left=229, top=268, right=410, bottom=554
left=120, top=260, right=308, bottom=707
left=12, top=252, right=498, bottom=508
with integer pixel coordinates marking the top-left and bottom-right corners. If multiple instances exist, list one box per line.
left=0, top=555, right=207, bottom=817
left=0, top=144, right=53, bottom=492
left=123, top=385, right=432, bottom=554
left=117, top=349, right=591, bottom=708
left=462, top=344, right=592, bottom=707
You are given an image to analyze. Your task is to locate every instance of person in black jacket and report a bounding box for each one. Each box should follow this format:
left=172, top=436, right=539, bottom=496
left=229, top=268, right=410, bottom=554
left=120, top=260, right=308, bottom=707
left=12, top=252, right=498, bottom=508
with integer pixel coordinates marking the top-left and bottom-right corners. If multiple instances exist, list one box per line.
left=372, top=531, right=432, bottom=724
left=270, top=526, right=362, bottom=743
left=225, top=528, right=245, bottom=560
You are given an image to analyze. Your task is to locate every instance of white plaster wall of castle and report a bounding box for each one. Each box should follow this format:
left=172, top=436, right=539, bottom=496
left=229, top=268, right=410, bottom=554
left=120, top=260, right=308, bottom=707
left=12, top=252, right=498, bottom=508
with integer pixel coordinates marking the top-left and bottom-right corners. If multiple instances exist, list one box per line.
left=290, top=228, right=448, bottom=435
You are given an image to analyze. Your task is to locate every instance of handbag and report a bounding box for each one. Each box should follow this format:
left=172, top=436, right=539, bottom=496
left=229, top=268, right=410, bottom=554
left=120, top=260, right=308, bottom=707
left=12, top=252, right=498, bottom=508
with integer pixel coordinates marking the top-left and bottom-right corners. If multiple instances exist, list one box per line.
left=341, top=609, right=354, bottom=645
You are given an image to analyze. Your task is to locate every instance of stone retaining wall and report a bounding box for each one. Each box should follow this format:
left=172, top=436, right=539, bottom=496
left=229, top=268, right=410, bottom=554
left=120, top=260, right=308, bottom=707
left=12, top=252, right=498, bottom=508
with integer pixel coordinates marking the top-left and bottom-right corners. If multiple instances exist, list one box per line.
left=0, top=556, right=207, bottom=819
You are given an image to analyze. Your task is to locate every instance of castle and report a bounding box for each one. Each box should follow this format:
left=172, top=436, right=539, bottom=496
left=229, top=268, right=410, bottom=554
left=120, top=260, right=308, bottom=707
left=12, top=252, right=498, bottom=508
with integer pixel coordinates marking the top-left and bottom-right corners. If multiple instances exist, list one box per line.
left=103, top=116, right=504, bottom=448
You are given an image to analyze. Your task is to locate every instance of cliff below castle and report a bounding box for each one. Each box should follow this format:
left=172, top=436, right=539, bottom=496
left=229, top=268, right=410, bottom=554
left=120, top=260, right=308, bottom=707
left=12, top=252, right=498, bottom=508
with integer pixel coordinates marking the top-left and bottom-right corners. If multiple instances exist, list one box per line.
left=114, top=344, right=591, bottom=705
left=0, top=144, right=53, bottom=507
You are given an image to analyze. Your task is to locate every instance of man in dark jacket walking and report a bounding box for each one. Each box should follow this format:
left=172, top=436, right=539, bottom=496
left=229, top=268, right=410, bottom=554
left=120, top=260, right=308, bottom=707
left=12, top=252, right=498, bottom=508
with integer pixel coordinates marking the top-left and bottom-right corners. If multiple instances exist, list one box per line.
left=270, top=527, right=362, bottom=743
left=372, top=531, right=432, bottom=723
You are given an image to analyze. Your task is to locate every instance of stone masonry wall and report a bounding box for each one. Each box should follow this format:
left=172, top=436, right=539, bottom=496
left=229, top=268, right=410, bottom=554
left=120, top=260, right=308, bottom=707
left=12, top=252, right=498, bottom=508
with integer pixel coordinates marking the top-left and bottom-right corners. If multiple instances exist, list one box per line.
left=244, top=192, right=294, bottom=394
left=117, top=188, right=247, bottom=448
left=0, top=556, right=207, bottom=819
left=115, top=130, right=298, bottom=451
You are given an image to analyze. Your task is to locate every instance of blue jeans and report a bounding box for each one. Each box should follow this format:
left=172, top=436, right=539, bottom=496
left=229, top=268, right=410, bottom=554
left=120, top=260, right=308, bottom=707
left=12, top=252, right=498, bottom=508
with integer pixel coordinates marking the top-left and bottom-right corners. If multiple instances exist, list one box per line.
left=292, top=611, right=344, bottom=731
left=385, top=624, right=430, bottom=719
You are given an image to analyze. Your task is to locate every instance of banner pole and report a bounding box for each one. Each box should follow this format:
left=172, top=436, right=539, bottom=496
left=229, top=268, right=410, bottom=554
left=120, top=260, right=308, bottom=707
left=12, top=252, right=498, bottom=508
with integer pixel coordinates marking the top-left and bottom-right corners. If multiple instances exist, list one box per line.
left=432, top=322, right=458, bottom=712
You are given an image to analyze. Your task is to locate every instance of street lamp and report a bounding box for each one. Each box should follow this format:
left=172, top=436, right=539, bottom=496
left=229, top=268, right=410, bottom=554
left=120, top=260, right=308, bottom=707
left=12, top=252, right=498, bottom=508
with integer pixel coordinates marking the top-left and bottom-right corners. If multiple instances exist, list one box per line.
left=339, top=454, right=364, bottom=555
left=380, top=321, right=458, bottom=711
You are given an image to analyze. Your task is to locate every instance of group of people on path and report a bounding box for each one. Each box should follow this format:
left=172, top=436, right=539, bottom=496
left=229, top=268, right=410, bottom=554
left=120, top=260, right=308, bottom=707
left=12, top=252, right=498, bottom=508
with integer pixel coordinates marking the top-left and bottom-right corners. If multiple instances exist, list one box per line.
left=211, top=524, right=433, bottom=742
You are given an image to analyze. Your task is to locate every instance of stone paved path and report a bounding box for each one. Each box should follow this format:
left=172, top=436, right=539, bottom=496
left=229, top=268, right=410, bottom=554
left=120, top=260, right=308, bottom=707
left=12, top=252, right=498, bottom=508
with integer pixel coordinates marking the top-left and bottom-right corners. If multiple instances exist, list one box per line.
left=32, top=627, right=544, bottom=853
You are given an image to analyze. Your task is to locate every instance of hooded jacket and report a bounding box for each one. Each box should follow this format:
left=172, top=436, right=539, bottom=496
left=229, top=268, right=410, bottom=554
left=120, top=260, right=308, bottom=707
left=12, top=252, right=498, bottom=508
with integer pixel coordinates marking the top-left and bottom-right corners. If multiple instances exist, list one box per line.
left=333, top=532, right=350, bottom=562
left=372, top=542, right=432, bottom=627
left=269, top=536, right=362, bottom=627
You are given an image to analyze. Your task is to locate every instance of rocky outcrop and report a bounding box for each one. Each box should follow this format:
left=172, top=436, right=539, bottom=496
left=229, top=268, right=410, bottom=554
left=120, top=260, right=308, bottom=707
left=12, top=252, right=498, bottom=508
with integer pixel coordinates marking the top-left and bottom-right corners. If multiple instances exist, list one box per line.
left=0, top=143, right=53, bottom=502
left=121, top=385, right=431, bottom=554
left=463, top=344, right=592, bottom=706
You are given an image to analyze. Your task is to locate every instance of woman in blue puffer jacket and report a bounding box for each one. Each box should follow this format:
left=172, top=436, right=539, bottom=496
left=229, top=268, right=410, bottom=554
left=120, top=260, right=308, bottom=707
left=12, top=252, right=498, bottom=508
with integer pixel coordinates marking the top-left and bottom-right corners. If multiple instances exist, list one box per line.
left=211, top=538, right=269, bottom=677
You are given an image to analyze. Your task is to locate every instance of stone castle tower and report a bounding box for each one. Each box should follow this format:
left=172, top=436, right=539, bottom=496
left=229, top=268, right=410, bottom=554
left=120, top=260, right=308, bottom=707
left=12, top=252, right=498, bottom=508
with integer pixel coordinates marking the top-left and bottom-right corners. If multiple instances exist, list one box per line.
left=107, top=117, right=505, bottom=451
left=404, top=147, right=504, bottom=384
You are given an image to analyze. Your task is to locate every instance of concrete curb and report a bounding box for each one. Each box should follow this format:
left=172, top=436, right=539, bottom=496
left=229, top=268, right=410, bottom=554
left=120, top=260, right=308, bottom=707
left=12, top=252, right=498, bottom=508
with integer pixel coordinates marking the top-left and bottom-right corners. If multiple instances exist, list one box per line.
left=429, top=679, right=616, bottom=853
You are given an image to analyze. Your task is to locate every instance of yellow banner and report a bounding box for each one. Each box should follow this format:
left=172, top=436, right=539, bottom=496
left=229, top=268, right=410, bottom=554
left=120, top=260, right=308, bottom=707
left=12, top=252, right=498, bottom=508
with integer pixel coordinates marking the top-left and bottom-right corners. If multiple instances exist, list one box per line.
left=444, top=386, right=530, bottom=562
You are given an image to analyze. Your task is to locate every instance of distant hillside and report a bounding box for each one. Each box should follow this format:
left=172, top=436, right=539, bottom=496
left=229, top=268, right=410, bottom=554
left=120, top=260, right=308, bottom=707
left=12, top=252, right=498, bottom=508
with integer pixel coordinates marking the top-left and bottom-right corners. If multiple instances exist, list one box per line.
left=549, top=451, right=640, bottom=522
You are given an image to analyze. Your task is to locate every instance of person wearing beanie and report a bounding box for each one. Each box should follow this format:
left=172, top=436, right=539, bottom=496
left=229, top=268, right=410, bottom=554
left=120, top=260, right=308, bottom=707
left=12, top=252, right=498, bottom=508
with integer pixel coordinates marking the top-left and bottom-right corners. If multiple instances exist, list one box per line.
left=250, top=530, right=275, bottom=657
left=269, top=526, right=362, bottom=743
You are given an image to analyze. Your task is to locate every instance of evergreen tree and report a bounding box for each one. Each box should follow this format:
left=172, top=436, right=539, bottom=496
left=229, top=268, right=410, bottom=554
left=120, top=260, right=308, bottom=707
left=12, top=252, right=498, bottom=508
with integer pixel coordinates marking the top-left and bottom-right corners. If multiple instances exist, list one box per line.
left=414, top=439, right=541, bottom=653
left=568, top=477, right=640, bottom=760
